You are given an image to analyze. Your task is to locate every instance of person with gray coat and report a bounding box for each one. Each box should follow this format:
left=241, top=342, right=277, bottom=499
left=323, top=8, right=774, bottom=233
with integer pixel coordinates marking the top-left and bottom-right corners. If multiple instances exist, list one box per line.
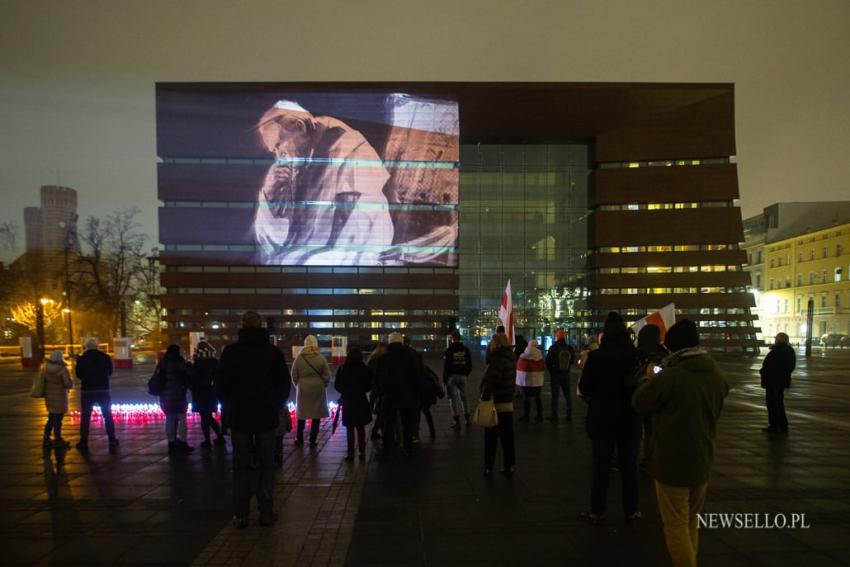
left=291, top=335, right=331, bottom=447
left=42, top=350, right=73, bottom=448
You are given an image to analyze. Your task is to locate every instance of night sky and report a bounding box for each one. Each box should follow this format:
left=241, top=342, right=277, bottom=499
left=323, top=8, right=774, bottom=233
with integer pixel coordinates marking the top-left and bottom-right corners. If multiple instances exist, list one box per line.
left=1, top=0, right=849, bottom=262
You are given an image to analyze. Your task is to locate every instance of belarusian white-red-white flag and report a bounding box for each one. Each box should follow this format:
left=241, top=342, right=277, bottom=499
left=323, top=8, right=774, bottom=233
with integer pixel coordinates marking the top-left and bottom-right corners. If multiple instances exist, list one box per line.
left=499, top=280, right=515, bottom=345
left=631, top=303, right=676, bottom=342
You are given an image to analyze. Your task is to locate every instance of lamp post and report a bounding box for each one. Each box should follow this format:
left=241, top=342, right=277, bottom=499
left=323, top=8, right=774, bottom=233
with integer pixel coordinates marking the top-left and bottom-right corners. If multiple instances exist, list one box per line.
left=62, top=215, right=77, bottom=356
left=36, top=297, right=52, bottom=361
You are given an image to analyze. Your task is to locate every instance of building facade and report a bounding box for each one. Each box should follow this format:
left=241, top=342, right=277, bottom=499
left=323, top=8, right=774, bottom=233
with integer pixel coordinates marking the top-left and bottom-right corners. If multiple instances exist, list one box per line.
left=158, top=82, right=757, bottom=353
left=744, top=202, right=850, bottom=343
left=761, top=222, right=850, bottom=342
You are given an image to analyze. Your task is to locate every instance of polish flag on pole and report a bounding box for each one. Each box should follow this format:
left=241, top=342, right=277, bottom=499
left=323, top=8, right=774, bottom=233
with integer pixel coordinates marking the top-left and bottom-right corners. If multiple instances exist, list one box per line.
left=499, top=280, right=515, bottom=346
left=631, top=303, right=676, bottom=342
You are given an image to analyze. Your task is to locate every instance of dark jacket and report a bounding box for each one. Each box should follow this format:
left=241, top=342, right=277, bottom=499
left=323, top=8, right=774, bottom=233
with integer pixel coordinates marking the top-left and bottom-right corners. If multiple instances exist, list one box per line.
left=480, top=346, right=516, bottom=404
left=75, top=349, right=113, bottom=391
left=159, top=356, right=191, bottom=414
left=578, top=344, right=640, bottom=438
left=374, top=342, right=420, bottom=400
left=632, top=348, right=729, bottom=487
left=545, top=339, right=575, bottom=377
left=190, top=357, right=219, bottom=414
left=334, top=361, right=373, bottom=427
left=216, top=327, right=292, bottom=433
left=443, top=341, right=472, bottom=380
left=760, top=342, right=796, bottom=389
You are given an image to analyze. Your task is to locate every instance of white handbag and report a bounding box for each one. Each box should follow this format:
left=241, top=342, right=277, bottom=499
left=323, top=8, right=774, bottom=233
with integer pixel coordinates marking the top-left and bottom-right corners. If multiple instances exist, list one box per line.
left=472, top=398, right=498, bottom=428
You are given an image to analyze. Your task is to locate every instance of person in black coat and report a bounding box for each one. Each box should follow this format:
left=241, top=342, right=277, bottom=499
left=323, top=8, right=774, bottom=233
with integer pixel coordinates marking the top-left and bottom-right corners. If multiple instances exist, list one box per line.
left=760, top=332, right=796, bottom=433
left=578, top=311, right=641, bottom=524
left=216, top=311, right=292, bottom=528
left=374, top=332, right=420, bottom=457
left=480, top=333, right=517, bottom=476
left=74, top=338, right=118, bottom=451
left=158, top=345, right=193, bottom=453
left=190, top=341, right=224, bottom=448
left=334, top=347, right=373, bottom=461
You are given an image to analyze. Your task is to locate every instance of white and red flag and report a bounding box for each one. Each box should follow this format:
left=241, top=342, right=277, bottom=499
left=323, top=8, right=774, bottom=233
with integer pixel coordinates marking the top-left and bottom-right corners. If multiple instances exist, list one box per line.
left=631, top=303, right=676, bottom=342
left=499, top=280, right=515, bottom=345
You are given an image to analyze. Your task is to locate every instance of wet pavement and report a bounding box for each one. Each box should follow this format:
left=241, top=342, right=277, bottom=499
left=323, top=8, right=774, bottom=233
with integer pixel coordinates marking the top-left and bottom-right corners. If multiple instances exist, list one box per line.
left=1, top=347, right=849, bottom=566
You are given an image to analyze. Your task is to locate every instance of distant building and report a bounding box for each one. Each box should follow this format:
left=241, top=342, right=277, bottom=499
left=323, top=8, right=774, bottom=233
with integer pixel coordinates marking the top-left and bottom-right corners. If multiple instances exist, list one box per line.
left=15, top=185, right=78, bottom=295
left=744, top=202, right=850, bottom=343
left=23, top=185, right=78, bottom=256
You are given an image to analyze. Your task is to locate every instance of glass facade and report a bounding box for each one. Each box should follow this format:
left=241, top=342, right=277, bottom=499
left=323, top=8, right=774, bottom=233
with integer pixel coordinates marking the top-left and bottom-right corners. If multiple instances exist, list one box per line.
left=457, top=145, right=589, bottom=345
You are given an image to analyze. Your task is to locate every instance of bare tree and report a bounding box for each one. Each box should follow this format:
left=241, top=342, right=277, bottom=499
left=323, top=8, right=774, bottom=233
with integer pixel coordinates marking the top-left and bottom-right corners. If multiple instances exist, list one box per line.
left=74, top=209, right=149, bottom=337
left=0, top=221, right=16, bottom=249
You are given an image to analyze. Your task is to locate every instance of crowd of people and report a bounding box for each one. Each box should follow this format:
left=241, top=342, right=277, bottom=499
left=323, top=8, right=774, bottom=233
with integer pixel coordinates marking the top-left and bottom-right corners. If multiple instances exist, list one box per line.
left=32, top=310, right=799, bottom=566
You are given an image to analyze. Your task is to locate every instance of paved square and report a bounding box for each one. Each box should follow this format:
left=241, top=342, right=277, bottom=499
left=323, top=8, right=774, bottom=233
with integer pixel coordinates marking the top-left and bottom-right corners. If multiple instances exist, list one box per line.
left=1, top=349, right=849, bottom=566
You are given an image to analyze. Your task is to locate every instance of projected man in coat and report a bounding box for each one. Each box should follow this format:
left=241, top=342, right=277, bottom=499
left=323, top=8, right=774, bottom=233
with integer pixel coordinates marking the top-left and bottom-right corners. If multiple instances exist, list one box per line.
left=254, top=100, right=394, bottom=265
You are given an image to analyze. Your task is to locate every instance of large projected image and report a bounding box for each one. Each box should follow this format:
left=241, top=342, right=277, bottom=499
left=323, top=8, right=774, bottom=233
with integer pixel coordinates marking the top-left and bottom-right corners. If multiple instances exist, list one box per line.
left=156, top=87, right=459, bottom=266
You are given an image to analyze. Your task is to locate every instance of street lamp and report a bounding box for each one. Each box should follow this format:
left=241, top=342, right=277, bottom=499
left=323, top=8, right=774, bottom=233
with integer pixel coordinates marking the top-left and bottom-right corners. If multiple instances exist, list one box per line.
left=36, top=297, right=51, bottom=361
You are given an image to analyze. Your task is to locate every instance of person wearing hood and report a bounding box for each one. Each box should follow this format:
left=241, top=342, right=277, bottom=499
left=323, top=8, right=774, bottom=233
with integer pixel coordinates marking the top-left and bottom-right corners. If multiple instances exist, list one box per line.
left=190, top=341, right=225, bottom=448
left=578, top=312, right=641, bottom=525
left=334, top=347, right=373, bottom=461
left=158, top=344, right=193, bottom=453
left=41, top=350, right=74, bottom=449
left=481, top=333, right=517, bottom=476
left=546, top=329, right=576, bottom=422
left=759, top=332, right=795, bottom=433
left=374, top=331, right=420, bottom=457
left=632, top=319, right=729, bottom=567
left=516, top=339, right=545, bottom=422
left=634, top=324, right=670, bottom=466
left=217, top=311, right=292, bottom=528
left=292, top=335, right=331, bottom=447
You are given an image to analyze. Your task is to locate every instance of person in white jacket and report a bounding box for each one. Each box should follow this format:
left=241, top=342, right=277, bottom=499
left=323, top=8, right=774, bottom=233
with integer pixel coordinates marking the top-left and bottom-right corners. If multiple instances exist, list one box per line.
left=516, top=339, right=545, bottom=422
left=291, top=335, right=331, bottom=447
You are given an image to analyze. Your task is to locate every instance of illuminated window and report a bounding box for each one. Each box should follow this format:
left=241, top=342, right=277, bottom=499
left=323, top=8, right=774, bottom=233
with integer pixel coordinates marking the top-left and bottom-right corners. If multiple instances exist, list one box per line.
left=835, top=268, right=842, bottom=282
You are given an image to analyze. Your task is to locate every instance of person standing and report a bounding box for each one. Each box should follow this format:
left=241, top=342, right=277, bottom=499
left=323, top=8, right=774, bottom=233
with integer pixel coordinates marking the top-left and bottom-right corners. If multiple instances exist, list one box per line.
left=578, top=312, right=641, bottom=525
left=75, top=339, right=119, bottom=451
left=334, top=347, right=373, bottom=461
left=516, top=339, right=545, bottom=422
left=367, top=342, right=387, bottom=442
left=760, top=332, right=795, bottom=433
left=374, top=332, right=420, bottom=457
left=291, top=335, right=331, bottom=448
left=217, top=311, right=292, bottom=528
left=632, top=319, right=729, bottom=567
left=41, top=350, right=73, bottom=449
left=159, top=345, right=193, bottom=453
left=481, top=333, right=516, bottom=476
left=443, top=331, right=472, bottom=430
left=634, top=324, right=669, bottom=466
left=190, top=341, right=225, bottom=448
left=546, top=329, right=575, bottom=422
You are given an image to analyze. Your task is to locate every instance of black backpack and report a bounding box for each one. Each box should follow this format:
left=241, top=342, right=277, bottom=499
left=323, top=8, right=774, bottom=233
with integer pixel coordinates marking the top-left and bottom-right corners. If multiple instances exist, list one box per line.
left=147, top=364, right=164, bottom=396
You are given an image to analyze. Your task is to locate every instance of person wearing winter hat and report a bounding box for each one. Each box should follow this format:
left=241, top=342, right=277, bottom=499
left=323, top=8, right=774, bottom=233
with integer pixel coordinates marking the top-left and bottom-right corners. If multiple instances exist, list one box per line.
left=41, top=350, right=74, bottom=448
left=292, top=335, right=331, bottom=448
left=516, top=339, right=545, bottom=422
left=632, top=319, right=729, bottom=567
left=189, top=341, right=225, bottom=448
